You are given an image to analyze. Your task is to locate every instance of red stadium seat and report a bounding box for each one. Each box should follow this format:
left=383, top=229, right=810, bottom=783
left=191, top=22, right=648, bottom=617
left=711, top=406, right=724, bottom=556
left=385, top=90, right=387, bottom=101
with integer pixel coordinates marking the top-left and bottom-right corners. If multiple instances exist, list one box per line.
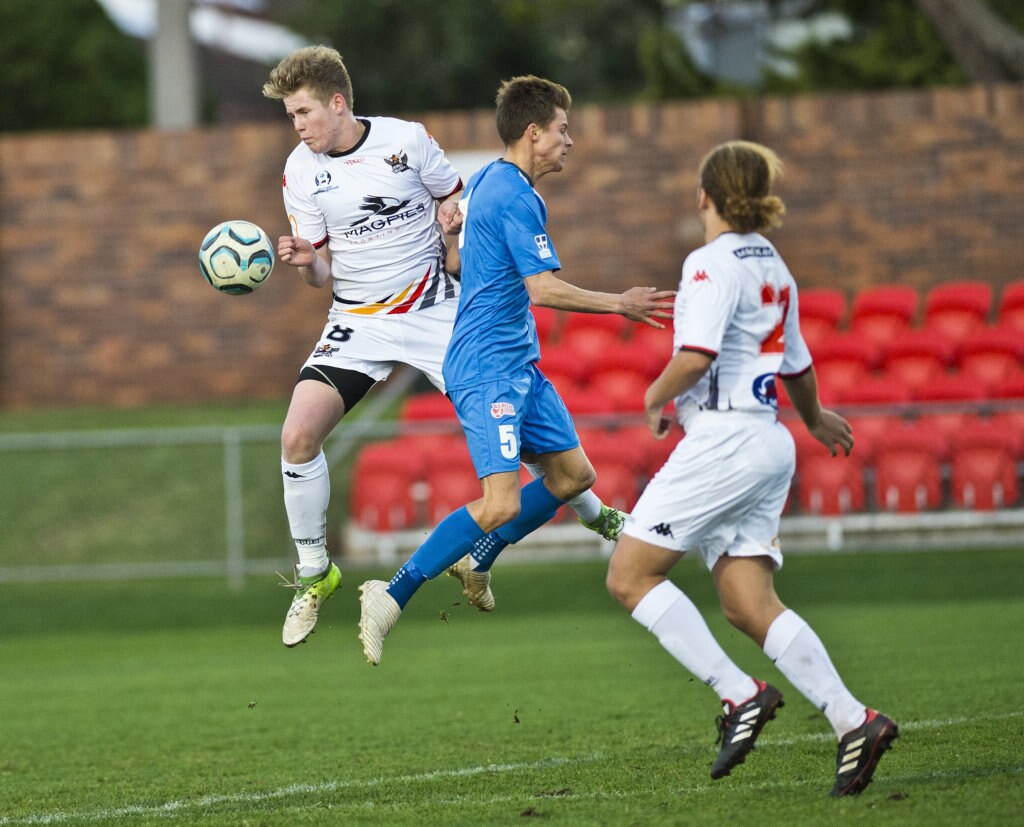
left=399, top=392, right=457, bottom=422
left=880, top=330, right=955, bottom=393
left=599, top=340, right=664, bottom=381
left=950, top=422, right=1020, bottom=510
left=992, top=370, right=1024, bottom=402
left=630, top=322, right=675, bottom=357
left=957, top=327, right=1024, bottom=389
left=811, top=335, right=881, bottom=396
left=796, top=452, right=866, bottom=515
left=799, top=288, right=847, bottom=349
left=424, top=456, right=480, bottom=524
left=834, top=376, right=912, bottom=461
left=536, top=349, right=589, bottom=392
left=849, top=285, right=918, bottom=347
left=351, top=442, right=425, bottom=530
left=873, top=423, right=948, bottom=512
left=923, top=280, right=993, bottom=346
left=912, top=374, right=989, bottom=441
left=997, top=280, right=1024, bottom=334
left=588, top=367, right=649, bottom=413
left=559, top=384, right=618, bottom=418
left=532, top=306, right=561, bottom=344
left=596, top=462, right=643, bottom=513
left=353, top=439, right=427, bottom=478
left=559, top=326, right=623, bottom=373
left=562, top=311, right=628, bottom=338
left=912, top=371, right=988, bottom=404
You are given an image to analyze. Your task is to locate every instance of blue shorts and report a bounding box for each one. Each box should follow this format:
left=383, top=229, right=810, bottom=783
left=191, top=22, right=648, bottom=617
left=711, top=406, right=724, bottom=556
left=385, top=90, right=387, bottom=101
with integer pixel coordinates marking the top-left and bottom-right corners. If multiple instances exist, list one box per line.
left=448, top=363, right=580, bottom=479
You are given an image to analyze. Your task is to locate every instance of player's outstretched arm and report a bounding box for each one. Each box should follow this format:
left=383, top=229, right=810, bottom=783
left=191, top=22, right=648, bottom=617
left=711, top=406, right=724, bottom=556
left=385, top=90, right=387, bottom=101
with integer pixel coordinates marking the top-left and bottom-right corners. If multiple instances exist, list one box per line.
left=524, top=271, right=675, bottom=327
left=781, top=368, right=854, bottom=457
left=277, top=236, right=332, bottom=288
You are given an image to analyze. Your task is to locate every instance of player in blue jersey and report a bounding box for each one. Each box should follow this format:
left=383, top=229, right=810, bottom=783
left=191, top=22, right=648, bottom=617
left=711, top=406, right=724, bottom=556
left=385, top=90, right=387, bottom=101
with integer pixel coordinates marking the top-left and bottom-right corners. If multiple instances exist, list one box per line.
left=358, top=75, right=675, bottom=665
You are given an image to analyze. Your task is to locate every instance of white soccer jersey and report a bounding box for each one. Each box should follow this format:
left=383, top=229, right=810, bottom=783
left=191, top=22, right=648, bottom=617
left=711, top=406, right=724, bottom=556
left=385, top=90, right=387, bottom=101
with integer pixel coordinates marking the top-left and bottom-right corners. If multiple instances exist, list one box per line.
left=673, top=232, right=812, bottom=421
left=282, top=116, right=462, bottom=314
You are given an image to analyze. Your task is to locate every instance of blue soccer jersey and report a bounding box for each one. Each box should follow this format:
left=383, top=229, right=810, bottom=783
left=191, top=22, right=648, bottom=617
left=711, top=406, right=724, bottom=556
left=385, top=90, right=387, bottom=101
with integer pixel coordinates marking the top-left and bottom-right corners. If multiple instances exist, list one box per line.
left=442, top=160, right=561, bottom=391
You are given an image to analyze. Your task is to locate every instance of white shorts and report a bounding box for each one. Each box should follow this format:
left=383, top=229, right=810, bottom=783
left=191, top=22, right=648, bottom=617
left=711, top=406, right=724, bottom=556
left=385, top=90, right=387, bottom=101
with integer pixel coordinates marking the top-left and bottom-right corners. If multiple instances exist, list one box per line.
left=622, top=411, right=795, bottom=571
left=302, top=299, right=457, bottom=392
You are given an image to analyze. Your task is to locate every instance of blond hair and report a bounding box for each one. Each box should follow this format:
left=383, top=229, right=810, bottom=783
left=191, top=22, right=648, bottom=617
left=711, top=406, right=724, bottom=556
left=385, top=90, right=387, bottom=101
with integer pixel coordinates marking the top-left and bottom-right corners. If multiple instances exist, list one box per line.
left=699, top=141, right=785, bottom=233
left=263, top=45, right=354, bottom=109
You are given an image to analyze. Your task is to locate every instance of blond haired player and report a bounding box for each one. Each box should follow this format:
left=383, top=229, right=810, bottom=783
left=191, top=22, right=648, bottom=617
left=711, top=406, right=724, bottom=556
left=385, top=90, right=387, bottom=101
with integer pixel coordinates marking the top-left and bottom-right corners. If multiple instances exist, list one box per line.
left=606, top=141, right=899, bottom=797
left=262, top=46, right=625, bottom=647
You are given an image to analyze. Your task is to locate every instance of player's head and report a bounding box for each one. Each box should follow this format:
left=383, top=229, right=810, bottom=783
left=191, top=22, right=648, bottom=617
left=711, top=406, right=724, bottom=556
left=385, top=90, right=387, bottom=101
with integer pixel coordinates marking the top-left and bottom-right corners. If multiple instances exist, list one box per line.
left=698, top=141, right=785, bottom=233
left=495, top=75, right=572, bottom=147
left=263, top=45, right=354, bottom=110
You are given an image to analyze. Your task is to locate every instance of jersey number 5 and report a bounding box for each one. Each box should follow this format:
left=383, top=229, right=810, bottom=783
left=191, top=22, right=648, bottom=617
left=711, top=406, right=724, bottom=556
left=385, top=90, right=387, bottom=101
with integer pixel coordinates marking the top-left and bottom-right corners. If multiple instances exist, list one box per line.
left=498, top=423, right=518, bottom=460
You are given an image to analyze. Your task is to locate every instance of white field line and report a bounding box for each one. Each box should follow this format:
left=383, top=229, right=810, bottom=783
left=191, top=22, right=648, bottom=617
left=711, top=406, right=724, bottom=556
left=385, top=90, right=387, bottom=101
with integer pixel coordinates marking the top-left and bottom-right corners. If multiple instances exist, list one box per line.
left=2, top=710, right=1021, bottom=825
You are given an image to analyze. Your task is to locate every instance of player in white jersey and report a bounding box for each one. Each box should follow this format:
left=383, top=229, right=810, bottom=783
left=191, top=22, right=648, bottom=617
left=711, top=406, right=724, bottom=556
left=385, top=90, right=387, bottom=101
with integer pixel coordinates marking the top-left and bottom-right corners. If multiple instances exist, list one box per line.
left=261, top=46, right=624, bottom=649
left=606, top=141, right=898, bottom=797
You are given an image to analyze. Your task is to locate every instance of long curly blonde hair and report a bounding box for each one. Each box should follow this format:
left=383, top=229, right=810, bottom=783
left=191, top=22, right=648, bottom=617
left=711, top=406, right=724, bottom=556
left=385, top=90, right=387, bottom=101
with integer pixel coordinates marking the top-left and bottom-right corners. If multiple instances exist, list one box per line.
left=699, top=141, right=785, bottom=233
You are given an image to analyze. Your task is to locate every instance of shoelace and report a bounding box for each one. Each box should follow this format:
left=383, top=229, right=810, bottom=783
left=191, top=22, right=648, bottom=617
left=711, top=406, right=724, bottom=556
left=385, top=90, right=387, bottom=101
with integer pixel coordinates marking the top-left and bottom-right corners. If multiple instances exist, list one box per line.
left=275, top=570, right=306, bottom=591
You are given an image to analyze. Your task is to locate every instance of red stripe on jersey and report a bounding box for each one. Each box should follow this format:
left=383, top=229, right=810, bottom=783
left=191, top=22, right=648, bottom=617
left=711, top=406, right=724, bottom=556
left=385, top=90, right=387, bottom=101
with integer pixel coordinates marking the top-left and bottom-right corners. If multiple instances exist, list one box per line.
left=387, top=266, right=433, bottom=314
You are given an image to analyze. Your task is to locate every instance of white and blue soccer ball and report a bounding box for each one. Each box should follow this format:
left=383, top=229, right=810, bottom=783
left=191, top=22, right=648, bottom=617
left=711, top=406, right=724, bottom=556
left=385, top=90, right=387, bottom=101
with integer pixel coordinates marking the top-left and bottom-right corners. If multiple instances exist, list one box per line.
left=198, top=220, right=274, bottom=295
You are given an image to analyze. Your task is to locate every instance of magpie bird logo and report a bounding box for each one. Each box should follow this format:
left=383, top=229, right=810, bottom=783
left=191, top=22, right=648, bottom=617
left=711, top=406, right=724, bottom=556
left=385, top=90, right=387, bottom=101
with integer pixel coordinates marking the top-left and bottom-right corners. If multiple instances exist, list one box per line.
left=351, top=195, right=412, bottom=226
left=385, top=151, right=410, bottom=173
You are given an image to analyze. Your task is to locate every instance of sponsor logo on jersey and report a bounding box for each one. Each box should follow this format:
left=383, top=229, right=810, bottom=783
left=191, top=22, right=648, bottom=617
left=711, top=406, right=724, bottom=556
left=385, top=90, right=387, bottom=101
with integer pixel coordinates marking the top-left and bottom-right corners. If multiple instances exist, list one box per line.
left=734, top=245, right=774, bottom=259
left=692, top=270, right=710, bottom=283
left=490, top=402, right=516, bottom=418
left=752, top=372, right=778, bottom=407
left=342, top=196, right=426, bottom=239
left=385, top=151, right=410, bottom=173
left=351, top=195, right=413, bottom=226
left=534, top=234, right=552, bottom=259
left=312, top=343, right=339, bottom=358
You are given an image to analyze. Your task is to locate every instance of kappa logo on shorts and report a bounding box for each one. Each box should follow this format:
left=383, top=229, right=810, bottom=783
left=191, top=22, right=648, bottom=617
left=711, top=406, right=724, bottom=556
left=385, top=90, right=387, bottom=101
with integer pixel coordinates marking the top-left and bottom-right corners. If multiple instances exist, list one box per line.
left=649, top=523, right=674, bottom=537
left=490, top=402, right=516, bottom=418
left=534, top=234, right=553, bottom=260
left=312, top=343, right=339, bottom=357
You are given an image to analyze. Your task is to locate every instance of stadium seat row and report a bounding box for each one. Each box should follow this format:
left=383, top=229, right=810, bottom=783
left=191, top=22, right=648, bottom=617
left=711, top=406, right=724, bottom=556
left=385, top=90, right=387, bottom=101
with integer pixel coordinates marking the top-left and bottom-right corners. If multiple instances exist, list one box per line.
left=531, top=279, right=1024, bottom=351
left=349, top=413, right=1024, bottom=531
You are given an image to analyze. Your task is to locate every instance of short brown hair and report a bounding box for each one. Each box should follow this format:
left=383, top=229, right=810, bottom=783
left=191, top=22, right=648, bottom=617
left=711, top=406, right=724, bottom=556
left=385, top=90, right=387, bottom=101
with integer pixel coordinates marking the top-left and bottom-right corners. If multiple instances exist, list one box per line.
left=263, top=45, right=354, bottom=109
left=699, top=141, right=785, bottom=233
left=495, top=75, right=572, bottom=146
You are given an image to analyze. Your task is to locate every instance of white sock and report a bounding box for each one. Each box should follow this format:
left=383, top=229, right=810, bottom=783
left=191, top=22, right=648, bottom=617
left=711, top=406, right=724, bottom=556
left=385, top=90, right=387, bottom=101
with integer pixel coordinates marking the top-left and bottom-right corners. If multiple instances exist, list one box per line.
left=281, top=452, right=330, bottom=576
left=522, top=461, right=603, bottom=523
left=763, top=609, right=867, bottom=738
left=633, top=580, right=758, bottom=705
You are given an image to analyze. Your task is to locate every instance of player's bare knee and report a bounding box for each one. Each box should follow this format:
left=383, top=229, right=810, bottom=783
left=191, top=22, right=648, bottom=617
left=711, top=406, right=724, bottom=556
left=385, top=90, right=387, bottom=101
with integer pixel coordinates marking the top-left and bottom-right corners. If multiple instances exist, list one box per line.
left=605, top=558, right=646, bottom=610
left=280, top=426, right=321, bottom=465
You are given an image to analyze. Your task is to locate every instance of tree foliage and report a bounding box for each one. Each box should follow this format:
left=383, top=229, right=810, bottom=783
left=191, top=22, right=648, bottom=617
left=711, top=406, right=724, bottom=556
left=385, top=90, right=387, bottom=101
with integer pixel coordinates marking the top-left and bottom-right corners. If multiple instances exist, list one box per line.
left=277, top=0, right=671, bottom=113
left=764, top=0, right=969, bottom=92
left=0, top=0, right=147, bottom=132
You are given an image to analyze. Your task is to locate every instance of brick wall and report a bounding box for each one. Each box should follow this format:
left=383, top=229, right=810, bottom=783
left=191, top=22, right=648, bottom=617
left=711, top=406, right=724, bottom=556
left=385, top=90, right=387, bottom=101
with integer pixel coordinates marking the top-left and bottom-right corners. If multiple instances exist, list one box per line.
left=1, top=83, right=1021, bottom=409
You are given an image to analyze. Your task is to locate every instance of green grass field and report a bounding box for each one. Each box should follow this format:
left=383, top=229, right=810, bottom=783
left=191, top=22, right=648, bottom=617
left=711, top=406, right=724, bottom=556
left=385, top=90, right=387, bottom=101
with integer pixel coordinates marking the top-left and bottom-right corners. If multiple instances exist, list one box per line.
left=2, top=548, right=1022, bottom=825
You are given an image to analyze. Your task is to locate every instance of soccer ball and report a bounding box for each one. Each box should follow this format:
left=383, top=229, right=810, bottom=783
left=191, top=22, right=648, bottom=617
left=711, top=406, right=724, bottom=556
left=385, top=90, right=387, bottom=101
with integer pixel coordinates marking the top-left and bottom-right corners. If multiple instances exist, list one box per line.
left=198, top=220, right=274, bottom=295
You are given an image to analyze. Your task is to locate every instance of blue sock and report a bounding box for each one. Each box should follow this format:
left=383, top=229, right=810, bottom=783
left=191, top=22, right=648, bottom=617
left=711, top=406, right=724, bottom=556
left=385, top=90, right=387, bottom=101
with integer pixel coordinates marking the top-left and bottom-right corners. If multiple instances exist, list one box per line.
left=386, top=507, right=485, bottom=608
left=469, top=533, right=507, bottom=572
left=470, top=480, right=564, bottom=572
left=386, top=562, right=428, bottom=609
